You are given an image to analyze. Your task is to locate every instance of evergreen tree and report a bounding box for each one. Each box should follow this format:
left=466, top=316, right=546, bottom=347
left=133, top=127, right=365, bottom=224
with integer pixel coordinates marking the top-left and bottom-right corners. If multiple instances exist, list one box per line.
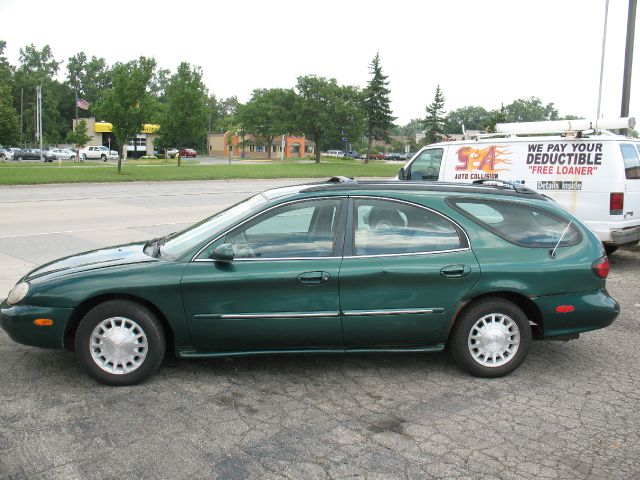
left=364, top=53, right=395, bottom=163
left=422, top=85, right=446, bottom=144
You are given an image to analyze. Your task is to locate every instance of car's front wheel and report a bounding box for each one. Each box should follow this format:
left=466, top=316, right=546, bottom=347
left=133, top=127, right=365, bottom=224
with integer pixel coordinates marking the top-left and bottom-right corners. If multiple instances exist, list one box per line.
left=450, top=298, right=531, bottom=377
left=75, top=300, right=166, bottom=386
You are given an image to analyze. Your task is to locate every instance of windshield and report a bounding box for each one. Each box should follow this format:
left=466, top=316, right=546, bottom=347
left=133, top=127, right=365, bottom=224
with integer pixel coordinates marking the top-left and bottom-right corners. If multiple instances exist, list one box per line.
left=159, top=193, right=268, bottom=258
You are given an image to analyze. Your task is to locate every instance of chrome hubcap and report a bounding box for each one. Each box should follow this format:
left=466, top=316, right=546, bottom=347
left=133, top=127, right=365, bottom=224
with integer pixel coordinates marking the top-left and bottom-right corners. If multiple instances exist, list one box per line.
left=468, top=313, right=520, bottom=367
left=90, top=317, right=148, bottom=374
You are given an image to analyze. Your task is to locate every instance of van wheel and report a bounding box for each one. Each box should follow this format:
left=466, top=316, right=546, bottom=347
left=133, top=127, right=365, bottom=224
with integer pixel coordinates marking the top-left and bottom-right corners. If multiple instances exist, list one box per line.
left=604, top=245, right=618, bottom=256
left=75, top=300, right=165, bottom=386
left=450, top=298, right=531, bottom=377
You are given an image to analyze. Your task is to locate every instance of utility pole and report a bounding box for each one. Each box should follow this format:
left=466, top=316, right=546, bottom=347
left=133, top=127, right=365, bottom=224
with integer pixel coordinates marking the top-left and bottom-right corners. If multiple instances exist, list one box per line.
left=20, top=88, right=23, bottom=143
left=597, top=0, right=609, bottom=119
left=621, top=0, right=636, bottom=121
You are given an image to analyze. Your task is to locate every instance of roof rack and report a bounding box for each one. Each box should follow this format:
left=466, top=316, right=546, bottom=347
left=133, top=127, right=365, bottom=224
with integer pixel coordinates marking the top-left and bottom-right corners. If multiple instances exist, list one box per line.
left=471, top=178, right=535, bottom=194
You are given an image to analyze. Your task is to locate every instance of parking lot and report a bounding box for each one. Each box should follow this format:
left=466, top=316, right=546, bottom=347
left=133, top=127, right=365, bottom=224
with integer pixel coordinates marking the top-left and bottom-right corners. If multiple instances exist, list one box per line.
left=1, top=180, right=639, bottom=479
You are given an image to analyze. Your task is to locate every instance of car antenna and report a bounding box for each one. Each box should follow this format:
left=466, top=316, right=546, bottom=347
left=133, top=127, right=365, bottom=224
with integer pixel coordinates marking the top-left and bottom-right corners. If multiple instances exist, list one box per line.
left=549, top=221, right=573, bottom=259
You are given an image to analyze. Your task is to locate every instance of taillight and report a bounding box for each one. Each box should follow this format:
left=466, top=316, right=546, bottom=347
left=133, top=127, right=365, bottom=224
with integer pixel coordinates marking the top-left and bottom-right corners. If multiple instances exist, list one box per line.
left=592, top=255, right=610, bottom=279
left=610, top=192, right=624, bottom=215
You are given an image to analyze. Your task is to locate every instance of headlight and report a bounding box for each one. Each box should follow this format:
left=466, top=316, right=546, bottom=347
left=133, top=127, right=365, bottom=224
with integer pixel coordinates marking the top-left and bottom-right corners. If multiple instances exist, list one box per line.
left=7, top=282, right=30, bottom=305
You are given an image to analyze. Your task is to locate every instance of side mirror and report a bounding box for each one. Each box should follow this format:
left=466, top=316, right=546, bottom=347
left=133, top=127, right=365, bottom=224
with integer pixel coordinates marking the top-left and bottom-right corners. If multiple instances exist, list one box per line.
left=398, top=167, right=406, bottom=180
left=212, top=243, right=234, bottom=262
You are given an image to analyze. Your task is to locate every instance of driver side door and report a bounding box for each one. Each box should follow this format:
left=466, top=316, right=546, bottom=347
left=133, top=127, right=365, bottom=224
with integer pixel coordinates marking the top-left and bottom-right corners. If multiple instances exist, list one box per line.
left=181, top=197, right=347, bottom=353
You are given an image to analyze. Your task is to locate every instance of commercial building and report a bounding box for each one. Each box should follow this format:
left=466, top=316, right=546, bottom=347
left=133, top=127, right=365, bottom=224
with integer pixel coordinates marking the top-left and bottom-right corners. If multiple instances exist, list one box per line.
left=72, top=117, right=160, bottom=157
left=207, top=132, right=315, bottom=159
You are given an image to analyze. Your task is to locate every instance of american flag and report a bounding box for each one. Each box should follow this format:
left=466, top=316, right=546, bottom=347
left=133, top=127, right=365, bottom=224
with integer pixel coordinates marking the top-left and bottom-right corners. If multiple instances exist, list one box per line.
left=76, top=98, right=90, bottom=110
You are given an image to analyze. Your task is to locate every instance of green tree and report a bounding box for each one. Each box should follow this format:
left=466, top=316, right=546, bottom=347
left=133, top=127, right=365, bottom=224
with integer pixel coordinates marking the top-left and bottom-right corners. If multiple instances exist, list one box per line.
left=294, top=75, right=364, bottom=163
left=66, top=119, right=91, bottom=162
left=238, top=88, right=297, bottom=159
left=11, top=43, right=76, bottom=145
left=0, top=41, right=19, bottom=145
left=422, top=85, right=446, bottom=144
left=444, top=105, right=492, bottom=134
left=66, top=52, right=111, bottom=109
left=95, top=56, right=156, bottom=173
left=501, top=97, right=558, bottom=123
left=157, top=62, right=208, bottom=161
left=363, top=53, right=395, bottom=163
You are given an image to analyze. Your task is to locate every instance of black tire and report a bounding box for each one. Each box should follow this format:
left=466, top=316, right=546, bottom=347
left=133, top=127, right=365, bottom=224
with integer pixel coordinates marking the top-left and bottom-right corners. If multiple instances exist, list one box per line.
left=16, top=155, right=23, bottom=161
left=81, top=153, right=87, bottom=161
left=70, top=155, right=76, bottom=161
left=604, top=245, right=618, bottom=256
left=75, top=299, right=165, bottom=386
left=450, top=298, right=531, bottom=378
left=100, top=154, right=107, bottom=161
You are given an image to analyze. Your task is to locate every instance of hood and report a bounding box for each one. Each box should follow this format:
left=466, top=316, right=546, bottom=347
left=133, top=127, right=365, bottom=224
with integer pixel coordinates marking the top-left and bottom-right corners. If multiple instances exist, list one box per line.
left=25, top=243, right=156, bottom=282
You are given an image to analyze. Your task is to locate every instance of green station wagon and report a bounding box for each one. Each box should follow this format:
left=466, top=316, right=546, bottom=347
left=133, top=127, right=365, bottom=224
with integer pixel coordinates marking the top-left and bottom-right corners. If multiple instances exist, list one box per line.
left=1, top=178, right=619, bottom=385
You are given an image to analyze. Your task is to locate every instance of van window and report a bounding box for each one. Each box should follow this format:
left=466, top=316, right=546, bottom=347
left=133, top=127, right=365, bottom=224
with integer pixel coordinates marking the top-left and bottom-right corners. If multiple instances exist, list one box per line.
left=407, top=148, right=443, bottom=180
left=621, top=144, right=640, bottom=179
left=450, top=199, right=582, bottom=248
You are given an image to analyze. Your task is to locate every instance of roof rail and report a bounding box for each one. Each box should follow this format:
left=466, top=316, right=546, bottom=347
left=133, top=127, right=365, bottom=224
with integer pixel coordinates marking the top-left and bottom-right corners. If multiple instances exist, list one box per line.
left=472, top=178, right=535, bottom=194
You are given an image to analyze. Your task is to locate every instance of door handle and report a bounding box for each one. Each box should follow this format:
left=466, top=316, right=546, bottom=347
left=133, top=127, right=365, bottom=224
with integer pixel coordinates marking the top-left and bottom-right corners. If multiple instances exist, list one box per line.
left=297, top=271, right=331, bottom=285
left=440, top=264, right=471, bottom=278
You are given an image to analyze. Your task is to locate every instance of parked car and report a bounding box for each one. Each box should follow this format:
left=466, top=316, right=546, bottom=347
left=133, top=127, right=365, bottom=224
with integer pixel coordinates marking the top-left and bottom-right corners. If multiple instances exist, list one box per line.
left=179, top=148, right=197, bottom=158
left=322, top=150, right=345, bottom=157
left=367, top=153, right=386, bottom=160
left=0, top=147, right=13, bottom=161
left=50, top=148, right=77, bottom=161
left=14, top=148, right=55, bottom=162
left=384, top=152, right=403, bottom=161
left=165, top=148, right=179, bottom=157
left=80, top=145, right=119, bottom=161
left=0, top=178, right=619, bottom=385
left=345, top=151, right=360, bottom=159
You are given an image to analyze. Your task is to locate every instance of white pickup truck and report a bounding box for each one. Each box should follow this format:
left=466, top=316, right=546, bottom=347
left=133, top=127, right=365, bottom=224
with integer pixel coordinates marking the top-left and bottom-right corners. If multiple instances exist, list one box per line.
left=80, top=145, right=119, bottom=161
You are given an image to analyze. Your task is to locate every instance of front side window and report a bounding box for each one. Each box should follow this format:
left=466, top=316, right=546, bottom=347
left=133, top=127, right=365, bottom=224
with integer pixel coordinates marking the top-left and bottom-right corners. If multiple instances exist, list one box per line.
left=407, top=148, right=443, bottom=180
left=451, top=198, right=582, bottom=248
left=353, top=199, right=464, bottom=256
left=620, top=144, right=640, bottom=179
left=224, top=199, right=341, bottom=259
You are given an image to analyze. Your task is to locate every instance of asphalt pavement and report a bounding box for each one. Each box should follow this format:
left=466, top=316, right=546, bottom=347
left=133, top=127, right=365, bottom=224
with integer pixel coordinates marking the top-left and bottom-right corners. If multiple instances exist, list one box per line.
left=0, top=180, right=639, bottom=479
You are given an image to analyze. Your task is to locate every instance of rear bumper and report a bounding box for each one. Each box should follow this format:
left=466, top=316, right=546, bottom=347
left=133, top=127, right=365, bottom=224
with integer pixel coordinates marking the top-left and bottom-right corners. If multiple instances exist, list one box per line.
left=532, top=289, right=619, bottom=338
left=0, top=302, right=72, bottom=349
left=610, top=225, right=640, bottom=246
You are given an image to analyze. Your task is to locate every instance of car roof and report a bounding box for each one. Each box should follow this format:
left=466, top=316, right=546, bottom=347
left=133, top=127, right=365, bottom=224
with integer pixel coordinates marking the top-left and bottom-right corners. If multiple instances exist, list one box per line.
left=262, top=177, right=549, bottom=202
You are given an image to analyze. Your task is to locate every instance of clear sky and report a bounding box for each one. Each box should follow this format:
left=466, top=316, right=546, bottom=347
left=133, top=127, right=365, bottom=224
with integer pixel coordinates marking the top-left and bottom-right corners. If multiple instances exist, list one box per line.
left=0, top=0, right=638, bottom=125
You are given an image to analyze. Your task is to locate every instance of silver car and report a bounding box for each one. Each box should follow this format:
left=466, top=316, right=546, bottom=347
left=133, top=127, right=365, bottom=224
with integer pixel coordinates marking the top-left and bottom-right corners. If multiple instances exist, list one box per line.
left=50, top=148, right=78, bottom=161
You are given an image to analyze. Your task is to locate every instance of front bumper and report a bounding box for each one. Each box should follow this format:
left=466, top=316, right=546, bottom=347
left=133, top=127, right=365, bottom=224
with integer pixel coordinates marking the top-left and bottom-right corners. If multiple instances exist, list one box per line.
left=0, top=302, right=72, bottom=349
left=532, top=289, right=619, bottom=338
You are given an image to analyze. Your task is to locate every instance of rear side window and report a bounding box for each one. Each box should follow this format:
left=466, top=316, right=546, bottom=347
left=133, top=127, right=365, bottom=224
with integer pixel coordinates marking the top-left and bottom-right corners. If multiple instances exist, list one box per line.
left=353, top=199, right=465, bottom=256
left=621, top=144, right=640, bottom=179
left=450, top=198, right=582, bottom=248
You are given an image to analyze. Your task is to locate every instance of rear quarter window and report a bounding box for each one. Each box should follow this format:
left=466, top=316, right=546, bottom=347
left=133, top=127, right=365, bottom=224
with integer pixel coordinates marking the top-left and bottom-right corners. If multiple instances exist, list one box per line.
left=450, top=198, right=582, bottom=248
left=621, top=144, right=640, bottom=179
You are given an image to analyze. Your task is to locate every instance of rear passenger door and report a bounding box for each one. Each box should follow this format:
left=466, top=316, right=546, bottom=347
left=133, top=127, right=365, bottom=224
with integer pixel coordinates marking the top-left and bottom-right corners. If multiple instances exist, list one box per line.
left=339, top=197, right=480, bottom=349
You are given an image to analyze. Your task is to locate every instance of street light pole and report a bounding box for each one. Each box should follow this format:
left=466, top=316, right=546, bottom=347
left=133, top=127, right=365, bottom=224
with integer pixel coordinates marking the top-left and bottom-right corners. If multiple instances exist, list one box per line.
left=621, top=0, right=636, bottom=120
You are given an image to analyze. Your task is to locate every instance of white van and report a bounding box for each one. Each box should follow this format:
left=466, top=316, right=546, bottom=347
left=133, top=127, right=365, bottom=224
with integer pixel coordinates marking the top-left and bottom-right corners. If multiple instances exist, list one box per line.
left=397, top=118, right=640, bottom=253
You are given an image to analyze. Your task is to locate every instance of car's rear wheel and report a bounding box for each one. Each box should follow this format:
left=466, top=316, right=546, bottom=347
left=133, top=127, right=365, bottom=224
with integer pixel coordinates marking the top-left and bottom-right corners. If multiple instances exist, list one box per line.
left=75, top=300, right=165, bottom=386
left=70, top=155, right=76, bottom=161
left=450, top=298, right=531, bottom=377
left=16, top=155, right=22, bottom=161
